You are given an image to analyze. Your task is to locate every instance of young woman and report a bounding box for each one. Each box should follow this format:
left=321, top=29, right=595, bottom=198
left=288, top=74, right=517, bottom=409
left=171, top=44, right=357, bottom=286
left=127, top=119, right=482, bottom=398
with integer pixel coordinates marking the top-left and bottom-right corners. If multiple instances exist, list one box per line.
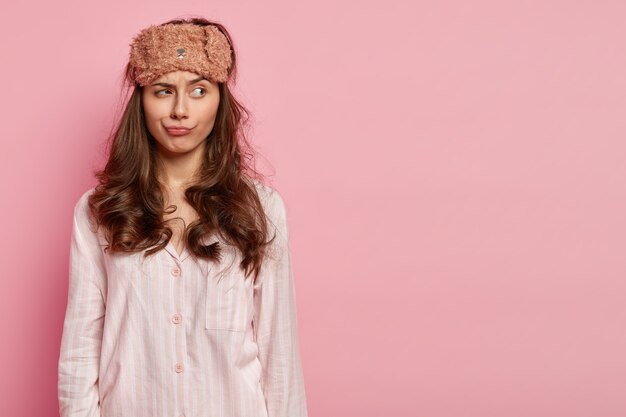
left=58, top=17, right=308, bottom=417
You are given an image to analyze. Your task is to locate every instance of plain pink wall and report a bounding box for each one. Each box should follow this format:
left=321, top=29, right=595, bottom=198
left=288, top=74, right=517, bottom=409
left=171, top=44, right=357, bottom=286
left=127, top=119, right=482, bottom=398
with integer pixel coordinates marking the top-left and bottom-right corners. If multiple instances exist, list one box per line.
left=1, top=0, right=625, bottom=416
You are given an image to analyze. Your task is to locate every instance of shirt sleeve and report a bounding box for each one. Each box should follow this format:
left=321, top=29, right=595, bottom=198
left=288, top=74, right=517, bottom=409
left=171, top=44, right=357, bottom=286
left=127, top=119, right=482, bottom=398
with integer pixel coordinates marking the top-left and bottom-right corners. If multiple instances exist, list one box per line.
left=253, top=190, right=309, bottom=417
left=58, top=190, right=106, bottom=417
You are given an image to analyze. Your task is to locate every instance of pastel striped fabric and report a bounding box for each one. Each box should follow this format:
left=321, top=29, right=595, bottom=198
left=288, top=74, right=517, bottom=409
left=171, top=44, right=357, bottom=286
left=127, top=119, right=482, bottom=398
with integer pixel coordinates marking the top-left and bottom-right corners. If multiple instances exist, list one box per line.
left=58, top=182, right=308, bottom=417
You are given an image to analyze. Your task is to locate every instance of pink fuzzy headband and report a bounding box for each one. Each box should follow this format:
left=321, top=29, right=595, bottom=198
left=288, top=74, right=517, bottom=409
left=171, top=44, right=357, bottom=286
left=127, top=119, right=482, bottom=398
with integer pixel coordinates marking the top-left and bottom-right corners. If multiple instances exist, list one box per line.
left=128, top=23, right=233, bottom=86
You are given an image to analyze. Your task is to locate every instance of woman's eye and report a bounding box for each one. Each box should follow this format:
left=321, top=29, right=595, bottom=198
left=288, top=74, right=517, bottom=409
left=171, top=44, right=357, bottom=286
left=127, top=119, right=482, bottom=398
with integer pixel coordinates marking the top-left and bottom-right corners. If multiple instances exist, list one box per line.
left=154, top=87, right=205, bottom=97
left=191, top=87, right=206, bottom=97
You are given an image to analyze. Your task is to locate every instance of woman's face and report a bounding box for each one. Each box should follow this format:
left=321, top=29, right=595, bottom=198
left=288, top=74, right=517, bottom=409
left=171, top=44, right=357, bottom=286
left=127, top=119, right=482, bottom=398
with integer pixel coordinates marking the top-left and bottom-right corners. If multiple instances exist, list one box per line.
left=141, top=70, right=220, bottom=157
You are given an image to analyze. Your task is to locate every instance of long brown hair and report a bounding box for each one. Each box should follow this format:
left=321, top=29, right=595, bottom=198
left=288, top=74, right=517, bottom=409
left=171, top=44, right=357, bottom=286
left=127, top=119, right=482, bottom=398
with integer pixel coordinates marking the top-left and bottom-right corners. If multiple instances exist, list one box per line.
left=89, top=17, right=274, bottom=282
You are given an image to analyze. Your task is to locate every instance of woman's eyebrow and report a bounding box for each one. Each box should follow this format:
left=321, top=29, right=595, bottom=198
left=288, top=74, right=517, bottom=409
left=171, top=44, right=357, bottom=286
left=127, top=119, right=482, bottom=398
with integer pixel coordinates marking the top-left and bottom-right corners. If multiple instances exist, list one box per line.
left=150, top=76, right=207, bottom=87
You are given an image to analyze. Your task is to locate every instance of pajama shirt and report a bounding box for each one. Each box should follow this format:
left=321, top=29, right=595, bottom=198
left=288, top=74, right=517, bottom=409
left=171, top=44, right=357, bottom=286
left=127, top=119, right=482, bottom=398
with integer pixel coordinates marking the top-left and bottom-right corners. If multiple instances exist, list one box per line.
left=58, top=181, right=308, bottom=417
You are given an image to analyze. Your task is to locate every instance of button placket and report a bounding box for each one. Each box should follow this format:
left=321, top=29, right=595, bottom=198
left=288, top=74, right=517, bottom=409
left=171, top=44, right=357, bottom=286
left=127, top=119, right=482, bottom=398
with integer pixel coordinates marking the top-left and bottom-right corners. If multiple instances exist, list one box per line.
left=170, top=260, right=186, bottom=413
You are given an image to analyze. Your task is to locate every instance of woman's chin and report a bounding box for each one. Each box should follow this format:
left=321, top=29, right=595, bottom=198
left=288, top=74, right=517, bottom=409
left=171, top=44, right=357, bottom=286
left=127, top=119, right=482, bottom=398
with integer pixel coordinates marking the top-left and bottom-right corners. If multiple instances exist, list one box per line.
left=156, top=141, right=204, bottom=157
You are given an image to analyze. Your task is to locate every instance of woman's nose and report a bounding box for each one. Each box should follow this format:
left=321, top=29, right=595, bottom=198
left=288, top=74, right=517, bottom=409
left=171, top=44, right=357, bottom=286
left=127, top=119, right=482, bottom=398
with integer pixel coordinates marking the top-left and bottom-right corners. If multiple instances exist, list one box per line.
left=170, top=96, right=188, bottom=119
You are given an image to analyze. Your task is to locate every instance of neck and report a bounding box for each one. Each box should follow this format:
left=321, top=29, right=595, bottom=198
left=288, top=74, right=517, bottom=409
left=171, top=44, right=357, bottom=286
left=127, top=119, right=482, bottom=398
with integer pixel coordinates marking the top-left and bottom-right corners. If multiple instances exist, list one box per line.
left=155, top=145, right=205, bottom=189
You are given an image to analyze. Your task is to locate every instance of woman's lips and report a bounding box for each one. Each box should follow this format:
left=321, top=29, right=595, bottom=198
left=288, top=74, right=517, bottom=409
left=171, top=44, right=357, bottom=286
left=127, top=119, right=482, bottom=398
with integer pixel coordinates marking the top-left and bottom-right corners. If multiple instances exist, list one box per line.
left=165, top=127, right=192, bottom=136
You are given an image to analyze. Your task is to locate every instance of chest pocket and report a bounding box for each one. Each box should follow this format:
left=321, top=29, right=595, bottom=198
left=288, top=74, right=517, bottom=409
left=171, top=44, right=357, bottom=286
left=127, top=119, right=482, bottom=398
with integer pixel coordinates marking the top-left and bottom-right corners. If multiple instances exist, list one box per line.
left=205, top=263, right=250, bottom=332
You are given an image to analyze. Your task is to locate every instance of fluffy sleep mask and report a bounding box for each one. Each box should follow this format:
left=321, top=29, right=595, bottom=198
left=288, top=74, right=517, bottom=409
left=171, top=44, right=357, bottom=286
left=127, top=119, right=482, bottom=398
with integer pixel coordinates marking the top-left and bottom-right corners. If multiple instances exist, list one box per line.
left=128, top=23, right=233, bottom=86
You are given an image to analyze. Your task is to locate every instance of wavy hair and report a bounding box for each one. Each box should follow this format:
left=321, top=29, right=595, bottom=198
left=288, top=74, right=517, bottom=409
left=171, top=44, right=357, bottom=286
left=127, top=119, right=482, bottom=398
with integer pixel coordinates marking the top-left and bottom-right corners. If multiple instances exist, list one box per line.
left=88, top=17, right=274, bottom=282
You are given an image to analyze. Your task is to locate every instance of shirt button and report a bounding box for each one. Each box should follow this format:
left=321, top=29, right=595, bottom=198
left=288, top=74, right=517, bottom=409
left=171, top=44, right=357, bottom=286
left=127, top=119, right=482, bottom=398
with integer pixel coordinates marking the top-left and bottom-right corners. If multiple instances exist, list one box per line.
left=172, top=313, right=182, bottom=324
left=174, top=362, right=184, bottom=373
left=171, top=267, right=181, bottom=277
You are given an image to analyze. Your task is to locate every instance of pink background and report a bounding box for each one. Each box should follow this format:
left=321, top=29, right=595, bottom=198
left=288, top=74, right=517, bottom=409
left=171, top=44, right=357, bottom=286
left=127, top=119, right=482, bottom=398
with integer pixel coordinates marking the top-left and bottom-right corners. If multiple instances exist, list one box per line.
left=1, top=1, right=625, bottom=416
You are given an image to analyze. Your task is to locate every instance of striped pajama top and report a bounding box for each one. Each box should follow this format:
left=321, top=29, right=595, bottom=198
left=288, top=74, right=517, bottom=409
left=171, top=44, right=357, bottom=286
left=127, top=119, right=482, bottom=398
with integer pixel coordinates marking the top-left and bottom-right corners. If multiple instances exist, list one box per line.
left=58, top=183, right=308, bottom=417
